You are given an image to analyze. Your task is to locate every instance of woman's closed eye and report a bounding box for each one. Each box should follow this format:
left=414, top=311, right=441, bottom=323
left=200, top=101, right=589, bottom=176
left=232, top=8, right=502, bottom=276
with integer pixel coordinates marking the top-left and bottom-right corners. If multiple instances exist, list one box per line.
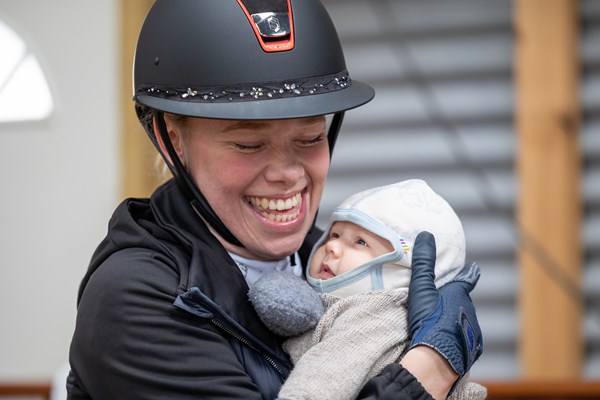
left=297, top=134, right=325, bottom=147
left=232, top=142, right=264, bottom=151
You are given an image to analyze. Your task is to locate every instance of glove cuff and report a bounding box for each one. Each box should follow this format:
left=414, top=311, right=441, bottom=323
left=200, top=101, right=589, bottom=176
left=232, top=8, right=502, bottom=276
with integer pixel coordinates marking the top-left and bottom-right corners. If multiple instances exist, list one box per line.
left=408, top=339, right=463, bottom=377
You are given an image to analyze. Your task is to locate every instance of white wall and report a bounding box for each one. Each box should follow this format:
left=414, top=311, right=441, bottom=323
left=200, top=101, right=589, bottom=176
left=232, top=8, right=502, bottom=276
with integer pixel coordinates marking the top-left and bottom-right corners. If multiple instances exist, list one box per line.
left=0, top=0, right=119, bottom=380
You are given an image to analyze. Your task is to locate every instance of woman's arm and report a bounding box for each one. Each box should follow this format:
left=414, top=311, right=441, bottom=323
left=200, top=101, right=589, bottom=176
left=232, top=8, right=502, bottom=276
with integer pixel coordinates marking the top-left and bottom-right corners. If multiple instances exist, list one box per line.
left=400, top=346, right=457, bottom=399
left=69, top=250, right=265, bottom=400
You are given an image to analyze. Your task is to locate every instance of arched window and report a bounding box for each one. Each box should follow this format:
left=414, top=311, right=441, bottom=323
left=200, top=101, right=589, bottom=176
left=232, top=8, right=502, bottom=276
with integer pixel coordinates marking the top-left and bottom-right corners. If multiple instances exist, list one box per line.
left=0, top=20, right=53, bottom=123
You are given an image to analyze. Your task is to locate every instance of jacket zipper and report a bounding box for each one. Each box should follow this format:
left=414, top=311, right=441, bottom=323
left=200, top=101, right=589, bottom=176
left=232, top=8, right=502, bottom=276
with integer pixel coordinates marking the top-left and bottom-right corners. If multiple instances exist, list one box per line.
left=174, top=288, right=291, bottom=379
left=210, top=317, right=289, bottom=379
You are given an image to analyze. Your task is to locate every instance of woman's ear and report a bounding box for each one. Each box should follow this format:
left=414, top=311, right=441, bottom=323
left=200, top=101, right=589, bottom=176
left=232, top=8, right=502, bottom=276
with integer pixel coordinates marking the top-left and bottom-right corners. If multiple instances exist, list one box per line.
left=153, top=114, right=185, bottom=166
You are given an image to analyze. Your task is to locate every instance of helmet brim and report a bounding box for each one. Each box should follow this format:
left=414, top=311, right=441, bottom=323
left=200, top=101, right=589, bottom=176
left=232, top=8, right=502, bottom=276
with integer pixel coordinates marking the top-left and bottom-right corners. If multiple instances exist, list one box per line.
left=136, top=80, right=374, bottom=120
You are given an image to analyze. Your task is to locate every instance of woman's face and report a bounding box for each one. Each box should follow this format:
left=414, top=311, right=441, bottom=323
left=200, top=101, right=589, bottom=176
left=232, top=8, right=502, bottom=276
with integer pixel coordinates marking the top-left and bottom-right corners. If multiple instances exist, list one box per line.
left=162, top=115, right=330, bottom=260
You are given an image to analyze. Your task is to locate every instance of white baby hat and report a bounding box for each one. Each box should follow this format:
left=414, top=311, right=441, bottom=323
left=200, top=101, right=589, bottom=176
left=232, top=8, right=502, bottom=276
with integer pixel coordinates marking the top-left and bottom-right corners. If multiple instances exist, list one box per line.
left=307, top=179, right=466, bottom=297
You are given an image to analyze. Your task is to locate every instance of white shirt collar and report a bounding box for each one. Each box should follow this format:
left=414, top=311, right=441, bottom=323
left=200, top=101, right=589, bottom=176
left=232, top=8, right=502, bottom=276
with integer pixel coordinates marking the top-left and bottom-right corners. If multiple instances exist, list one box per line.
left=229, top=252, right=303, bottom=287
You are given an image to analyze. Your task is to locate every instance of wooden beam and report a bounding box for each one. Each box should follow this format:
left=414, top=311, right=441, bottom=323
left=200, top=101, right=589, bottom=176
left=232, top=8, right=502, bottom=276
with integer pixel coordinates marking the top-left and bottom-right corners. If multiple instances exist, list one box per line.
left=514, top=0, right=582, bottom=379
left=0, top=382, right=50, bottom=399
left=120, top=1, right=165, bottom=198
left=482, top=380, right=600, bottom=399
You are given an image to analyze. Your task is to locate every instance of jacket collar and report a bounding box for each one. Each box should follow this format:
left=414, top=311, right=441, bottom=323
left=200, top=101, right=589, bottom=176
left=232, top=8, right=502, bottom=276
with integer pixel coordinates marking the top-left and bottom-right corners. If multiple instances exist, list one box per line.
left=149, top=180, right=321, bottom=346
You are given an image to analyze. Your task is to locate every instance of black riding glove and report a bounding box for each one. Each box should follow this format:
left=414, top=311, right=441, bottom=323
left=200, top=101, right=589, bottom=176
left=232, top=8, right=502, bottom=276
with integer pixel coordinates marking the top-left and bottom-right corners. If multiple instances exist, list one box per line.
left=407, top=231, right=483, bottom=378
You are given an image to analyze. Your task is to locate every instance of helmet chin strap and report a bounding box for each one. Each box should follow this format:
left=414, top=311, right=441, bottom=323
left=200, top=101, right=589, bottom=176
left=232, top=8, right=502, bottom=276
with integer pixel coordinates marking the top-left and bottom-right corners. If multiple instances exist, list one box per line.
left=153, top=111, right=244, bottom=247
left=327, top=112, right=345, bottom=156
left=153, top=110, right=346, bottom=251
left=311, top=111, right=345, bottom=230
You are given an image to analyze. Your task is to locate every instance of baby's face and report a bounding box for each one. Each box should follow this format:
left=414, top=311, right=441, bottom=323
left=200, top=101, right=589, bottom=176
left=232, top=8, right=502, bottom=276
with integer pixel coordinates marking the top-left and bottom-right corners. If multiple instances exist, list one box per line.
left=309, top=221, right=393, bottom=280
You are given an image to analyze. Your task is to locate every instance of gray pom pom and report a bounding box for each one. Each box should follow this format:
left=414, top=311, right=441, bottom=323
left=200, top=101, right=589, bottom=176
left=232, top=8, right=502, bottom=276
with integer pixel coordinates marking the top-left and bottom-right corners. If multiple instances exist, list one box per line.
left=248, top=271, right=324, bottom=337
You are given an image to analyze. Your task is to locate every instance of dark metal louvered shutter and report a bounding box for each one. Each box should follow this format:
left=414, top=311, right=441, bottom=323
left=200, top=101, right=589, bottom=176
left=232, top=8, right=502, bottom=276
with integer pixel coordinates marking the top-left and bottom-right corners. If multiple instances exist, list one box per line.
left=581, top=0, right=600, bottom=379
left=320, top=0, right=600, bottom=381
left=318, top=0, right=521, bottom=381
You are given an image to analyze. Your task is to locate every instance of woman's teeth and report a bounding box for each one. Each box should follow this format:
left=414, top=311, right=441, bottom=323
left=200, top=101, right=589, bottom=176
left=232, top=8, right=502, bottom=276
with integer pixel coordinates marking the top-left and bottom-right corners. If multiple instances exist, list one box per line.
left=248, top=193, right=302, bottom=222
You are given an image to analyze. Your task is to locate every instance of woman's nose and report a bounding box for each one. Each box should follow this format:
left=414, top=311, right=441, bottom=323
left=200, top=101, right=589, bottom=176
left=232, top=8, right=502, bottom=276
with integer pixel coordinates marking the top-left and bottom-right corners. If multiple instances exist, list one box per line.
left=264, top=156, right=304, bottom=185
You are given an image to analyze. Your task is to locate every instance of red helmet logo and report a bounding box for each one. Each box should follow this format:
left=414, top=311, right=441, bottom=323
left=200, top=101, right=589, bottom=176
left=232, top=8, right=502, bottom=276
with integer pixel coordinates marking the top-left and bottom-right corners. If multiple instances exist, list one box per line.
left=237, top=0, right=295, bottom=52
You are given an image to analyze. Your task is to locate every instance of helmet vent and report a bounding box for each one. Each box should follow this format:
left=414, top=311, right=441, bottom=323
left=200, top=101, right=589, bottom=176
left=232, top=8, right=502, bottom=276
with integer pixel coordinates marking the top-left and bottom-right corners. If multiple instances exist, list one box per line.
left=237, top=0, right=294, bottom=52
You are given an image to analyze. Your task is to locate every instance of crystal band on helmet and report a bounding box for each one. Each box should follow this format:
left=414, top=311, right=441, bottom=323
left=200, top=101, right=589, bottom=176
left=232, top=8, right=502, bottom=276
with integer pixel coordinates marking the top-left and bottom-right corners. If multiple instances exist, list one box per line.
left=137, top=70, right=351, bottom=103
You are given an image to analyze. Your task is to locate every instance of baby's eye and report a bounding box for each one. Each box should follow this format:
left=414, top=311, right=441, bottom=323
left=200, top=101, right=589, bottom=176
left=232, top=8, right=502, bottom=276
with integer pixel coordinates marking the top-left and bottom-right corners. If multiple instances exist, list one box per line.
left=356, top=238, right=367, bottom=246
left=329, top=232, right=340, bottom=240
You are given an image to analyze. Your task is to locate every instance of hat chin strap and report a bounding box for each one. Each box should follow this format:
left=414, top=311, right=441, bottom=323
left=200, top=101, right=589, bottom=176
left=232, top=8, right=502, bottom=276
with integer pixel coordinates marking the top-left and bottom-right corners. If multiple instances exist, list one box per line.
left=153, top=110, right=346, bottom=250
left=327, top=112, right=344, bottom=156
left=153, top=111, right=243, bottom=247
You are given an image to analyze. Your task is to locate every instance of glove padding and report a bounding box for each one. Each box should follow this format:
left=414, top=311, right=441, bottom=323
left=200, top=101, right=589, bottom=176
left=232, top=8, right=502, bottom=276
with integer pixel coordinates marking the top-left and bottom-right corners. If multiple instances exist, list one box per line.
left=248, top=271, right=325, bottom=337
left=407, top=231, right=483, bottom=377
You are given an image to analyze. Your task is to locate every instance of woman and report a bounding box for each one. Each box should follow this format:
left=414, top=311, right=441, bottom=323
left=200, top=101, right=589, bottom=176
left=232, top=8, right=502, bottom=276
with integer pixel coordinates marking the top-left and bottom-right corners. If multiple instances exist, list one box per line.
left=67, top=0, right=482, bottom=399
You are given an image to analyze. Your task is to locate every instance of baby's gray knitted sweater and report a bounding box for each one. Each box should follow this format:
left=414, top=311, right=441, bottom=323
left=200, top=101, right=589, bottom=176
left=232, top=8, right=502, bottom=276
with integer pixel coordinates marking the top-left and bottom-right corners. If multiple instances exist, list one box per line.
left=278, top=291, right=486, bottom=400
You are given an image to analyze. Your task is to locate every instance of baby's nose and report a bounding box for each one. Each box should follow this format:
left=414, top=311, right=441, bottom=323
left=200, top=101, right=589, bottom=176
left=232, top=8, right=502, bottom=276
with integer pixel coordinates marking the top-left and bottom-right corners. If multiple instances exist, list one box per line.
left=325, top=241, right=341, bottom=258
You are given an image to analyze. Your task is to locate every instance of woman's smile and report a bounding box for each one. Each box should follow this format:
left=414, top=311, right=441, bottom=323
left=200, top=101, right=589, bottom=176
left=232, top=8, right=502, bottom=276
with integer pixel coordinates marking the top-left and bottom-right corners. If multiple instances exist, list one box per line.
left=246, top=191, right=303, bottom=223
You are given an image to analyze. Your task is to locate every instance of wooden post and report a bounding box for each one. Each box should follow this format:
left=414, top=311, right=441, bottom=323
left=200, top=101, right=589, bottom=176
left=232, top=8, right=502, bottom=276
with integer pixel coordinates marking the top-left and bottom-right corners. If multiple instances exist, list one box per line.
left=120, top=0, right=165, bottom=198
left=514, top=0, right=582, bottom=379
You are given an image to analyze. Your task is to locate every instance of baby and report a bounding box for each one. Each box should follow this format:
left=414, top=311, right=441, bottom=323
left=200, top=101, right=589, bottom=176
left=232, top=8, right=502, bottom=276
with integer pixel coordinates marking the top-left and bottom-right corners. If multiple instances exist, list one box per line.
left=249, top=179, right=485, bottom=400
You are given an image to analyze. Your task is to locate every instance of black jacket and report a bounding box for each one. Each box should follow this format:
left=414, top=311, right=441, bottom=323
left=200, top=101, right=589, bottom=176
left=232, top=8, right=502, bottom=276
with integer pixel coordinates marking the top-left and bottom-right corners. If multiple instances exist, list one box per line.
left=67, top=180, right=431, bottom=400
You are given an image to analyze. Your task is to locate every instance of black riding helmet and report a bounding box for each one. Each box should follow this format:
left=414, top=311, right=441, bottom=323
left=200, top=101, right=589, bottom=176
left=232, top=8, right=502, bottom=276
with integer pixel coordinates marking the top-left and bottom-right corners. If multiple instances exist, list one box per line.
left=133, top=0, right=375, bottom=247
